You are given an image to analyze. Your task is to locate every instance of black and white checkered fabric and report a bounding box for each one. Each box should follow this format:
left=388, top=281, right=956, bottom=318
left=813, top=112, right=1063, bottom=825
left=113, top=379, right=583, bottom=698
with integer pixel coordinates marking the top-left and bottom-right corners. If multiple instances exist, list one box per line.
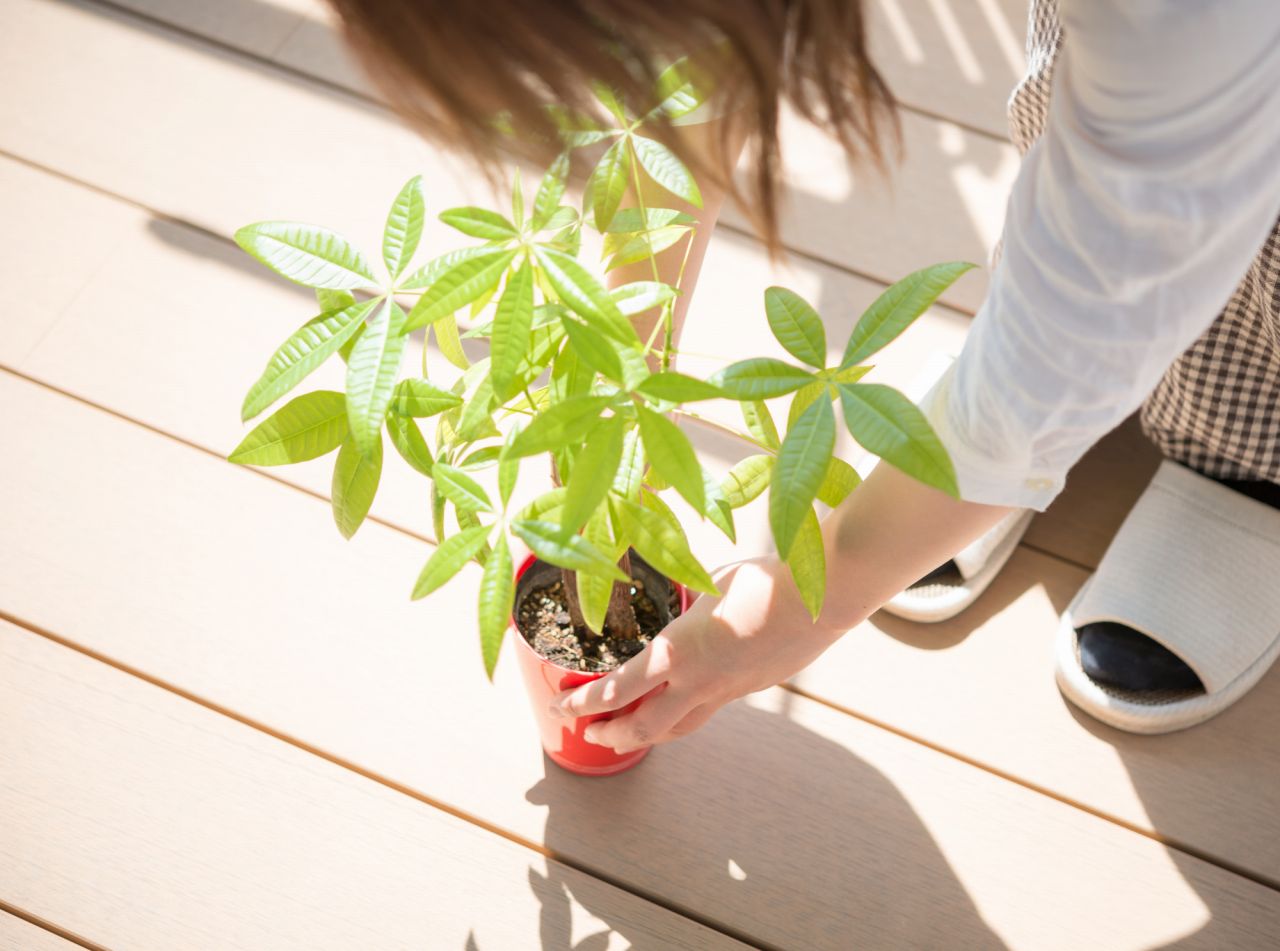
left=1008, top=0, right=1280, bottom=482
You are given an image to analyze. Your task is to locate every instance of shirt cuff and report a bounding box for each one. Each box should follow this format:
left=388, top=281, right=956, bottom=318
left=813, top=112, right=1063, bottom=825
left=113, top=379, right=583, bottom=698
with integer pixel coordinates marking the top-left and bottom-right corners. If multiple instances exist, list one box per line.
left=921, top=365, right=1065, bottom=512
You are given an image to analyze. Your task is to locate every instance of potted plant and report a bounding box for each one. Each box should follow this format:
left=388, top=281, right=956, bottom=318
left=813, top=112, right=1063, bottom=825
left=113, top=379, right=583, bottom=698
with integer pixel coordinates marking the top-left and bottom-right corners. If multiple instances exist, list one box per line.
left=229, top=63, right=971, bottom=775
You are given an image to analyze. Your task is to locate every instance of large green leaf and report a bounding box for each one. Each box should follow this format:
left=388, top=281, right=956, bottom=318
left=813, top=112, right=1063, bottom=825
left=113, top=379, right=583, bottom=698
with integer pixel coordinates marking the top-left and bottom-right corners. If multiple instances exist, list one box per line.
left=577, top=507, right=622, bottom=634
left=510, top=520, right=628, bottom=580
left=489, top=258, right=535, bottom=401
left=721, top=454, right=773, bottom=508
left=518, top=487, right=568, bottom=523
left=585, top=138, right=631, bottom=231
left=386, top=413, right=434, bottom=475
left=612, top=496, right=717, bottom=594
left=228, top=390, right=348, bottom=466
left=399, top=245, right=498, bottom=290
left=630, top=136, right=702, bottom=206
left=533, top=246, right=639, bottom=345
left=532, top=153, right=570, bottom=230
left=816, top=456, right=862, bottom=507
left=786, top=507, right=826, bottom=620
left=637, top=407, right=705, bottom=513
left=604, top=226, right=690, bottom=270
left=432, top=462, right=493, bottom=513
left=841, top=262, right=975, bottom=369
left=838, top=383, right=958, bottom=497
left=241, top=299, right=376, bottom=421
left=345, top=299, right=407, bottom=457
left=478, top=532, right=513, bottom=679
left=702, top=468, right=736, bottom=542
left=383, top=175, right=425, bottom=280
left=331, top=435, right=382, bottom=539
left=391, top=378, right=463, bottom=418
left=234, top=222, right=378, bottom=290
left=560, top=316, right=623, bottom=384
left=561, top=416, right=625, bottom=533
left=765, top=286, right=827, bottom=369
left=612, top=427, right=646, bottom=500
left=710, top=358, right=814, bottom=400
left=636, top=372, right=721, bottom=403
left=508, top=395, right=612, bottom=458
left=404, top=248, right=517, bottom=331
left=438, top=206, right=518, bottom=241
left=412, top=523, right=492, bottom=600
left=770, top=396, right=835, bottom=559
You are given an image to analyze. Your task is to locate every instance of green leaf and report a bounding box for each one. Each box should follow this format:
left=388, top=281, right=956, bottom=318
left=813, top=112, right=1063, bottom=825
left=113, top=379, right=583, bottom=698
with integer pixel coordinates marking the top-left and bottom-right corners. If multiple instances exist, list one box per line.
left=841, top=262, right=975, bottom=368
left=331, top=435, right=382, bottom=539
left=787, top=380, right=828, bottom=431
left=637, top=407, right=705, bottom=514
left=439, top=206, right=518, bottom=241
left=838, top=383, right=958, bottom=497
left=816, top=456, right=862, bottom=507
left=561, top=416, right=625, bottom=533
left=577, top=507, right=622, bottom=634
left=511, top=168, right=525, bottom=229
left=432, top=462, right=493, bottom=513
left=345, top=300, right=407, bottom=457
left=241, top=299, right=376, bottom=421
left=498, top=422, right=522, bottom=507
left=770, top=396, right=835, bottom=559
left=645, top=59, right=705, bottom=121
left=605, top=226, right=690, bottom=270
left=316, top=288, right=356, bottom=312
left=765, top=286, right=827, bottom=369
left=386, top=413, right=434, bottom=475
left=636, top=372, right=721, bottom=403
left=560, top=315, right=623, bottom=384
left=510, top=520, right=628, bottom=581
left=603, top=208, right=696, bottom=234
left=229, top=390, right=348, bottom=466
left=532, top=153, right=570, bottom=230
left=383, top=175, right=425, bottom=280
left=508, top=395, right=612, bottom=458
left=412, top=524, right=492, bottom=600
left=399, top=245, right=498, bottom=290
left=721, top=454, right=773, bottom=508
left=742, top=401, right=780, bottom=450
left=612, top=427, right=646, bottom=500
left=460, top=446, right=502, bottom=469
left=234, top=222, right=378, bottom=290
left=550, top=342, right=595, bottom=403
left=611, top=496, right=717, bottom=595
left=702, top=468, right=736, bottom=542
left=478, top=532, right=513, bottom=680
left=404, top=248, right=517, bottom=331
left=612, top=282, right=677, bottom=319
left=518, top=487, right=568, bottom=523
left=585, top=138, right=631, bottom=231
left=456, top=376, right=500, bottom=442
left=630, top=136, right=702, bottom=207
left=540, top=206, right=578, bottom=232
left=710, top=358, right=814, bottom=400
left=391, top=378, right=463, bottom=417
left=489, top=258, right=535, bottom=401
left=786, top=508, right=826, bottom=620
left=533, top=246, right=639, bottom=345
left=433, top=314, right=471, bottom=370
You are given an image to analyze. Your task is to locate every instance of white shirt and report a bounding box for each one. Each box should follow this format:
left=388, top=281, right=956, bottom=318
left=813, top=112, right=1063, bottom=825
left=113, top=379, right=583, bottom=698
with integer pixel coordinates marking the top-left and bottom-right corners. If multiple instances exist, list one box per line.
left=925, top=0, right=1280, bottom=511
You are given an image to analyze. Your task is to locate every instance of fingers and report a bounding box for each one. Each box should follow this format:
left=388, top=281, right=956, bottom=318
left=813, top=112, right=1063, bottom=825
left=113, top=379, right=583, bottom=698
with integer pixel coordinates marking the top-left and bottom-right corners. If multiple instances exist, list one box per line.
left=583, top=687, right=709, bottom=754
left=549, top=636, right=673, bottom=719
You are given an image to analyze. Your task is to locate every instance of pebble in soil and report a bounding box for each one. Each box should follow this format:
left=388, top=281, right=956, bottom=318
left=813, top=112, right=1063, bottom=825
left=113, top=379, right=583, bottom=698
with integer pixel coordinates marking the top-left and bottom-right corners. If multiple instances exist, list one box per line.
left=517, top=577, right=680, bottom=672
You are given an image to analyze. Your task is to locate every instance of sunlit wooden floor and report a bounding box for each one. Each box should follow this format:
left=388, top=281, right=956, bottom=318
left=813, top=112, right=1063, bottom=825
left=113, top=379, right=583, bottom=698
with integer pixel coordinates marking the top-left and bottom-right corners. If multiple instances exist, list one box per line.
left=3, top=1, right=1279, bottom=948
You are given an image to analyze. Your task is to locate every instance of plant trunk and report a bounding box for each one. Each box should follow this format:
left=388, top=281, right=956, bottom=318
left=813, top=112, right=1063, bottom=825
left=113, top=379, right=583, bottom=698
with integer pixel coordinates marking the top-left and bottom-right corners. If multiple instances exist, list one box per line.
left=560, top=552, right=641, bottom=640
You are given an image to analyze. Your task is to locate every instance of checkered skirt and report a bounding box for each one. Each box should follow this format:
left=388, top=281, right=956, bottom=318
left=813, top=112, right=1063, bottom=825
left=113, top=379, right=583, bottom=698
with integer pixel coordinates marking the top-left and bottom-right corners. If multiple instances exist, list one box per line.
left=1010, top=0, right=1280, bottom=481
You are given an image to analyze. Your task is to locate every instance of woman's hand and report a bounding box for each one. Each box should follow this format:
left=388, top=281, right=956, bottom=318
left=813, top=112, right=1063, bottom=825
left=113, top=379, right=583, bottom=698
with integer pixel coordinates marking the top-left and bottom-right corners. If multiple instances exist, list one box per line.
left=549, top=556, right=846, bottom=754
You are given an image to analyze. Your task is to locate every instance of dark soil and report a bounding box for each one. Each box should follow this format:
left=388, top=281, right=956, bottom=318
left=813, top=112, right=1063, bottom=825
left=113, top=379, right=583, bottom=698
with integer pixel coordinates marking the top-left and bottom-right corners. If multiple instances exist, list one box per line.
left=516, top=574, right=682, bottom=673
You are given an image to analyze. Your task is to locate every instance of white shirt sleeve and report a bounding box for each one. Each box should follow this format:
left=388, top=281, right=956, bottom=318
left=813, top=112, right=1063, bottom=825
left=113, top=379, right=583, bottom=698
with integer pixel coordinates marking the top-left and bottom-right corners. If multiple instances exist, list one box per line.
left=925, top=0, right=1280, bottom=511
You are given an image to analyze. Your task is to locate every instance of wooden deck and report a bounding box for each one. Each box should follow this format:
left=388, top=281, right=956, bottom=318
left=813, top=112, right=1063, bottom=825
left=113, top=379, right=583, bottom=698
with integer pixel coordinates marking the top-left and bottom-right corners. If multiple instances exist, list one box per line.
left=2, top=1, right=1278, bottom=948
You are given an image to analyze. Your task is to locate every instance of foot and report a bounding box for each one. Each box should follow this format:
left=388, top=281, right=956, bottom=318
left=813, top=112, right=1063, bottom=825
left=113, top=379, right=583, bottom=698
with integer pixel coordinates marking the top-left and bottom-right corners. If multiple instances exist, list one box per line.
left=1078, top=468, right=1280, bottom=693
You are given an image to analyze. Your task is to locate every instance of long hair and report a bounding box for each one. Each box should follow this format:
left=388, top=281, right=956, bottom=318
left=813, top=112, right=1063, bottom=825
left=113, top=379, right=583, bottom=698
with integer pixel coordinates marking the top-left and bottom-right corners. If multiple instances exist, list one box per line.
left=327, top=0, right=897, bottom=250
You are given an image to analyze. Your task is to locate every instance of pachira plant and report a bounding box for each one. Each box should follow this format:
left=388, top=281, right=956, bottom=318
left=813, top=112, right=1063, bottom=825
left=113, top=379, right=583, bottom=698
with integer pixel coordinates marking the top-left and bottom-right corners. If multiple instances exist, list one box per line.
left=228, top=62, right=972, bottom=681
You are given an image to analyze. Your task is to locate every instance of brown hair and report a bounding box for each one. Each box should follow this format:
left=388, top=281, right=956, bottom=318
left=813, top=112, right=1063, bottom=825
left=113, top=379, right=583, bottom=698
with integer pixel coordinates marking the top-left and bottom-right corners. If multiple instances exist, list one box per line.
left=327, top=0, right=897, bottom=250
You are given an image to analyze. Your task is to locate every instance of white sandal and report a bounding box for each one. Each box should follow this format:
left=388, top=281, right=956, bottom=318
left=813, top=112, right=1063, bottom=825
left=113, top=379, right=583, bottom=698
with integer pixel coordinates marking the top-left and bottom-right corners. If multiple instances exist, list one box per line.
left=1055, top=460, right=1280, bottom=734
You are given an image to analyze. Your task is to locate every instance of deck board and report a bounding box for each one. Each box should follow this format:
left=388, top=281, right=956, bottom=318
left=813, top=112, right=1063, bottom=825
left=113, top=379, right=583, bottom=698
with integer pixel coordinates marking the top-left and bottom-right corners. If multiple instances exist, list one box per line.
left=0, top=912, right=80, bottom=951
left=3, top=371, right=1280, bottom=949
left=0, top=621, right=745, bottom=951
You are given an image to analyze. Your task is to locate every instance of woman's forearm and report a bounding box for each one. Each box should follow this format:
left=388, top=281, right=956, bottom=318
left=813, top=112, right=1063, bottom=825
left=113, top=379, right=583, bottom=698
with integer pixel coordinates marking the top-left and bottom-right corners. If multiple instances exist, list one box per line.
left=813, top=464, right=1013, bottom=633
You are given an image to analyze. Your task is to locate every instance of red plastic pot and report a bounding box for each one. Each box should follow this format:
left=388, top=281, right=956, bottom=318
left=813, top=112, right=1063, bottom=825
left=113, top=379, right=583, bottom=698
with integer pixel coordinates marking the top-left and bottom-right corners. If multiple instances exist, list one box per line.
left=512, top=554, right=690, bottom=776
